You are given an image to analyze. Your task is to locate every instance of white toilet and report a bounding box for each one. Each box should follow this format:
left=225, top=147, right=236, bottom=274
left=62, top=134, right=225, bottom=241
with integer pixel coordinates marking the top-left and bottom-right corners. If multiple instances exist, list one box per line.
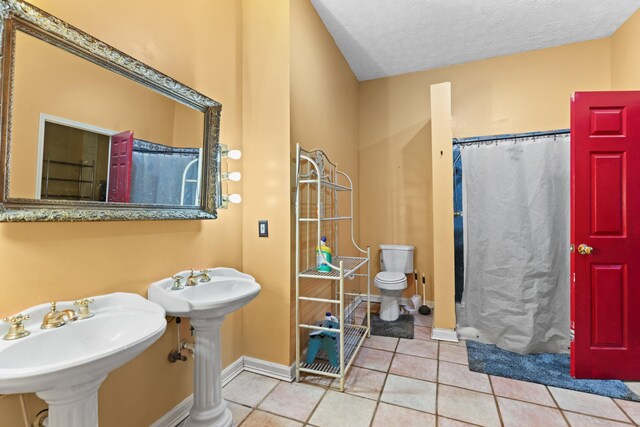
left=374, top=244, right=415, bottom=321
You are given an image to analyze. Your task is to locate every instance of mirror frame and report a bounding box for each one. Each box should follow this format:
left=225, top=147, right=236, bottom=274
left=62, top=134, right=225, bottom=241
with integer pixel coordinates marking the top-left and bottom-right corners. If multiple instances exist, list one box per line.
left=0, top=0, right=222, bottom=221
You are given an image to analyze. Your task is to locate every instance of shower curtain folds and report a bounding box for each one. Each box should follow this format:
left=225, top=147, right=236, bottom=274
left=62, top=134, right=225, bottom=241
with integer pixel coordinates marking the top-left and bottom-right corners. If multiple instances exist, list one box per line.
left=457, top=134, right=570, bottom=354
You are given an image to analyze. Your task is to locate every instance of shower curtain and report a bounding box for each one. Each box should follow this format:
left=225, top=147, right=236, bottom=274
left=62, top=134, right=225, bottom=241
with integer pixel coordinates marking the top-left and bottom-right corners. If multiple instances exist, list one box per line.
left=457, top=134, right=570, bottom=354
left=130, top=139, right=200, bottom=206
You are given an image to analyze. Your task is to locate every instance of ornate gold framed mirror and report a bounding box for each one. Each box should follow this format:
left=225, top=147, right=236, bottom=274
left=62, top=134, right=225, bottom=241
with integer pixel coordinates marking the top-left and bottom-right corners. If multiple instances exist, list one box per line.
left=0, top=0, right=222, bottom=221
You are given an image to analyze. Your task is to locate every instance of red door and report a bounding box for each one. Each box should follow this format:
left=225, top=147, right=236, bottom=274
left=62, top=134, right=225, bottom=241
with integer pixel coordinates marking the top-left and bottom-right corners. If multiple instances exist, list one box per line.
left=571, top=91, right=640, bottom=379
left=108, top=131, right=133, bottom=203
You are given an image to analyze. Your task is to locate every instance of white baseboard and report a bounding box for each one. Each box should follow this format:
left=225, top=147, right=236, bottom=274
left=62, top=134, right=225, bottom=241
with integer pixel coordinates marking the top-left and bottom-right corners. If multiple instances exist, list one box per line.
left=243, top=356, right=295, bottom=382
left=431, top=327, right=459, bottom=343
left=150, top=393, right=193, bottom=427
left=151, top=356, right=295, bottom=427
left=361, top=294, right=434, bottom=309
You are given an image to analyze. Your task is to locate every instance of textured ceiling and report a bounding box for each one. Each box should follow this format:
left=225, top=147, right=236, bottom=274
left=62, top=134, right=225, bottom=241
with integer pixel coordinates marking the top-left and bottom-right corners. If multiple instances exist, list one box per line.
left=311, top=0, right=640, bottom=81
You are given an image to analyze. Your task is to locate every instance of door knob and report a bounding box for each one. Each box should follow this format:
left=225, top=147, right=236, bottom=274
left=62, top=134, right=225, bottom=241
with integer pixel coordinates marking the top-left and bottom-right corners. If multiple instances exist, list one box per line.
left=577, top=244, right=593, bottom=255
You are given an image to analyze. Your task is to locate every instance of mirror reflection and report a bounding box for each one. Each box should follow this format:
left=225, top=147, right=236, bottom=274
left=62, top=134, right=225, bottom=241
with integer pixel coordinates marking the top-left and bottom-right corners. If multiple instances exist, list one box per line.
left=10, top=30, right=205, bottom=206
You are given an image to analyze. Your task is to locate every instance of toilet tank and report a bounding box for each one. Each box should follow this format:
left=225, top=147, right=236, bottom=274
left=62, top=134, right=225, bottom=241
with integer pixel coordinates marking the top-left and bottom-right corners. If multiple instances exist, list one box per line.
left=380, top=244, right=414, bottom=273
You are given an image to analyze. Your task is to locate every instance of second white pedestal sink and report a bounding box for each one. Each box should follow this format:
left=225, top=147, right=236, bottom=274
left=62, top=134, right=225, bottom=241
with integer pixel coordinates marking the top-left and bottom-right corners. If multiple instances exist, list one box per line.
left=0, top=293, right=166, bottom=427
left=148, top=268, right=260, bottom=427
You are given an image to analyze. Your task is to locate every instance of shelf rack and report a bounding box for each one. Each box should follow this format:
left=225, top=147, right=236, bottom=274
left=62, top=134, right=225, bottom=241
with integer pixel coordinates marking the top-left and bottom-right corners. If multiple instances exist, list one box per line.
left=295, top=144, right=370, bottom=391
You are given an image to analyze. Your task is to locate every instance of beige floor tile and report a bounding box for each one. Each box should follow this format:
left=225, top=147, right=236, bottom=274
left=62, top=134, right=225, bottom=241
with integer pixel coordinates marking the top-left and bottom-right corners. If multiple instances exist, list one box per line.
left=308, top=390, right=376, bottom=427
left=490, top=375, right=556, bottom=407
left=396, top=338, right=438, bottom=359
left=413, top=326, right=433, bottom=341
left=258, top=381, right=325, bottom=421
left=380, top=374, right=437, bottom=413
left=437, top=417, right=479, bottom=427
left=438, top=361, right=491, bottom=393
left=615, top=398, right=640, bottom=424
left=626, top=382, right=640, bottom=396
left=363, top=335, right=399, bottom=352
left=437, top=384, right=501, bottom=427
left=371, top=402, right=436, bottom=427
left=241, top=410, right=302, bottom=427
left=222, top=372, right=279, bottom=407
left=389, top=353, right=438, bottom=382
left=549, top=387, right=630, bottom=422
left=227, top=401, right=252, bottom=426
left=352, top=347, right=394, bottom=372
left=439, top=343, right=469, bottom=365
left=413, top=314, right=433, bottom=326
left=332, top=366, right=386, bottom=400
left=497, top=397, right=567, bottom=427
left=564, top=411, right=633, bottom=426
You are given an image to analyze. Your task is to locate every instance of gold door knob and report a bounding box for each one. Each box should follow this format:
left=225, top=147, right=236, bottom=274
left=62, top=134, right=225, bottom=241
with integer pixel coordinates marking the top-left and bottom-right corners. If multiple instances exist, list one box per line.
left=577, top=244, right=593, bottom=255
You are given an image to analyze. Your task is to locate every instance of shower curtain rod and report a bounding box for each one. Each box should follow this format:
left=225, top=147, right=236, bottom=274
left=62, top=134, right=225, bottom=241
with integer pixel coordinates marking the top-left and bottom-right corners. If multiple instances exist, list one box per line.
left=452, top=129, right=569, bottom=146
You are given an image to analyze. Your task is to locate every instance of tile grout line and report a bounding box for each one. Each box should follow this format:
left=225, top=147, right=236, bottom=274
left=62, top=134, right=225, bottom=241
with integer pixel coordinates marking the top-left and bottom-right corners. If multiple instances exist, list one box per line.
left=303, top=382, right=330, bottom=426
left=612, top=396, right=637, bottom=425
left=367, top=334, right=396, bottom=427
left=546, top=385, right=574, bottom=426
left=487, top=369, right=506, bottom=427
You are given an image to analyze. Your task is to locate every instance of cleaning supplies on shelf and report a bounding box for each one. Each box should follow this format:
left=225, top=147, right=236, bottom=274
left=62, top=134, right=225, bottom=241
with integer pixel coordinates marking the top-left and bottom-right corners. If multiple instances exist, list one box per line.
left=306, top=313, right=340, bottom=367
left=316, top=236, right=333, bottom=272
left=325, top=312, right=339, bottom=323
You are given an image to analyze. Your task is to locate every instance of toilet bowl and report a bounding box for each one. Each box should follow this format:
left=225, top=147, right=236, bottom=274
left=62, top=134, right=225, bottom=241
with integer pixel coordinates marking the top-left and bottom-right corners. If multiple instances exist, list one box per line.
left=374, top=244, right=414, bottom=321
left=374, top=271, right=408, bottom=321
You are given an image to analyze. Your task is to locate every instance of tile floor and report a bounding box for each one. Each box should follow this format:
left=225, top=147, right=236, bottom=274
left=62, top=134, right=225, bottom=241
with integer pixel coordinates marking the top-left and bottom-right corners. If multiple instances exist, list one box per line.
left=191, top=303, right=640, bottom=426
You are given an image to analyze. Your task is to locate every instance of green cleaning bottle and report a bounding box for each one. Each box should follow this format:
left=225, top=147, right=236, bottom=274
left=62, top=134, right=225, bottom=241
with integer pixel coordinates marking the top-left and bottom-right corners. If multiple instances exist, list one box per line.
left=316, top=236, right=332, bottom=272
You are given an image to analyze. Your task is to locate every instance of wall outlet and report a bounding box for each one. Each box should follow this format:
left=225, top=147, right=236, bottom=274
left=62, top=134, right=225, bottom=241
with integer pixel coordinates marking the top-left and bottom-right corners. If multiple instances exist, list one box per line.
left=258, top=220, right=268, bottom=237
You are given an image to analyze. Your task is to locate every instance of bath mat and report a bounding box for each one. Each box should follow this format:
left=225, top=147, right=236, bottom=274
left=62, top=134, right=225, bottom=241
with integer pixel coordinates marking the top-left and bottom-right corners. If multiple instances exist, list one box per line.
left=362, top=314, right=414, bottom=339
left=466, top=340, right=640, bottom=402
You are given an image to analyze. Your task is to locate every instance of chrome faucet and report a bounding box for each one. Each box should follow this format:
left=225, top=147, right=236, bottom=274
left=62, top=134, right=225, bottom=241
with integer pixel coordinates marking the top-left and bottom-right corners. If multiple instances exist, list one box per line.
left=41, top=302, right=77, bottom=329
left=186, top=269, right=211, bottom=286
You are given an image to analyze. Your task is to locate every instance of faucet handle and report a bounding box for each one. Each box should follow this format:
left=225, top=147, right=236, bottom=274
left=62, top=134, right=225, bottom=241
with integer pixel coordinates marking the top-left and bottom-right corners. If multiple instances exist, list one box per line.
left=49, top=301, right=57, bottom=312
left=2, top=314, right=30, bottom=340
left=73, top=298, right=95, bottom=320
left=199, top=269, right=211, bottom=282
left=2, top=314, right=30, bottom=325
left=171, top=275, right=185, bottom=290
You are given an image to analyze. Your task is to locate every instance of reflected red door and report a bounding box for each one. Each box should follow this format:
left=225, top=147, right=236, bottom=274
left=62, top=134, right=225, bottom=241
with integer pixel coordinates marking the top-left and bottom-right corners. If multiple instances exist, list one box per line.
left=571, top=91, right=640, bottom=379
left=107, top=131, right=133, bottom=203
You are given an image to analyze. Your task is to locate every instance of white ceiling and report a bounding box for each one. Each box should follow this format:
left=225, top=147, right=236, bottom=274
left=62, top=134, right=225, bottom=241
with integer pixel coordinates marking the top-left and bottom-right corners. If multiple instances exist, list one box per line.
left=311, top=0, right=640, bottom=81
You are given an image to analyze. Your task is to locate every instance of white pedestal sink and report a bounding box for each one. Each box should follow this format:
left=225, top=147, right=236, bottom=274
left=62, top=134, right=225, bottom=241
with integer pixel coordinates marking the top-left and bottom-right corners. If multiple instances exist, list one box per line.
left=148, top=268, right=261, bottom=427
left=0, top=293, right=166, bottom=427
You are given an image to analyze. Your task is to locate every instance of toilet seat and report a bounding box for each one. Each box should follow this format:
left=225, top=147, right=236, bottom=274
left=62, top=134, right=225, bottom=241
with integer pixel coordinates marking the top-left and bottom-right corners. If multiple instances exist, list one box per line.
left=374, top=272, right=407, bottom=290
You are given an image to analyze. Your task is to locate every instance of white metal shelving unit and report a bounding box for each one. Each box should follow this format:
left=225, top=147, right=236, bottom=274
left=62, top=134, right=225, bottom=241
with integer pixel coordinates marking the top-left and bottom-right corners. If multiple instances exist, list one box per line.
left=295, top=143, right=371, bottom=391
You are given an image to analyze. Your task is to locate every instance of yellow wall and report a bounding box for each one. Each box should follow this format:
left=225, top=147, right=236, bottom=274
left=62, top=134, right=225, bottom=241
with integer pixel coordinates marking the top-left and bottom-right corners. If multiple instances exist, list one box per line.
left=430, top=82, right=455, bottom=330
left=290, top=0, right=360, bottom=356
left=240, top=0, right=292, bottom=366
left=0, top=0, right=244, bottom=425
left=612, top=9, right=640, bottom=89
left=358, top=38, right=612, bottom=328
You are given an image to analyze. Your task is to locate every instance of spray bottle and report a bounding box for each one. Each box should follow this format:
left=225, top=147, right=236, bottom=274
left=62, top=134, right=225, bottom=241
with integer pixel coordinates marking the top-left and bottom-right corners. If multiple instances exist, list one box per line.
left=316, top=236, right=332, bottom=272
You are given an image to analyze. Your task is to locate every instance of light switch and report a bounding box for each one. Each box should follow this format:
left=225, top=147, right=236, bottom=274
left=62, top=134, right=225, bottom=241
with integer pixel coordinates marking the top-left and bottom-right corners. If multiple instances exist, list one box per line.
left=258, top=220, right=268, bottom=237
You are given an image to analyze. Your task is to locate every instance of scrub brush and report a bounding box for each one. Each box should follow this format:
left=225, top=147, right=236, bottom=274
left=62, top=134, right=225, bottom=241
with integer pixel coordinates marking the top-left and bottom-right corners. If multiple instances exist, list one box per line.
left=418, top=274, right=432, bottom=315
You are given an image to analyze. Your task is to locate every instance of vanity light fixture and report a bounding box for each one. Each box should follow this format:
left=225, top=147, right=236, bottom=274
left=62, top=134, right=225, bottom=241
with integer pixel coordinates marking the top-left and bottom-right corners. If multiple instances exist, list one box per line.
left=222, top=171, right=242, bottom=182
left=220, top=193, right=242, bottom=208
left=219, top=144, right=242, bottom=209
left=220, top=144, right=242, bottom=160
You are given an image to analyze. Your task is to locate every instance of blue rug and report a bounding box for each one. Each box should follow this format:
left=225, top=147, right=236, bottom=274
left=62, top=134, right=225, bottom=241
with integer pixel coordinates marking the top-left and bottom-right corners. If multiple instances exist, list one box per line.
left=466, top=340, right=640, bottom=402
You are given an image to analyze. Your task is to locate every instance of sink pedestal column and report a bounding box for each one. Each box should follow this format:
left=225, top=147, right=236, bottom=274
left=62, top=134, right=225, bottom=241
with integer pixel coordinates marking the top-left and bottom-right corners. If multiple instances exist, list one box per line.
left=186, top=317, right=233, bottom=427
left=36, top=374, right=106, bottom=427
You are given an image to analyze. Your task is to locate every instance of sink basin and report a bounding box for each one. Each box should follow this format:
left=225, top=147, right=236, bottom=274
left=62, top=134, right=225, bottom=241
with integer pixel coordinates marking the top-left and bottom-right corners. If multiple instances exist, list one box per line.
left=0, top=292, right=166, bottom=427
left=148, top=267, right=260, bottom=318
left=148, top=268, right=261, bottom=427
